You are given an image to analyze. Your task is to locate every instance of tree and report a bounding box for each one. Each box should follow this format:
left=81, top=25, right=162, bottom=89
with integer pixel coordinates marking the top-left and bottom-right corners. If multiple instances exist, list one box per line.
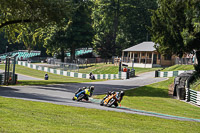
left=150, top=0, right=200, bottom=66
left=44, top=0, right=94, bottom=62
left=119, top=0, right=157, bottom=50
left=93, top=0, right=121, bottom=59
left=182, top=0, right=200, bottom=72
left=0, top=0, right=71, bottom=49
left=150, top=0, right=187, bottom=57
left=92, top=0, right=157, bottom=58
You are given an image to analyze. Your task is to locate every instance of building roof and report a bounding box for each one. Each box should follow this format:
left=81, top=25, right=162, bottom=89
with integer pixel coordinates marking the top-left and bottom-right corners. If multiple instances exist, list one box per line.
left=123, top=42, right=157, bottom=52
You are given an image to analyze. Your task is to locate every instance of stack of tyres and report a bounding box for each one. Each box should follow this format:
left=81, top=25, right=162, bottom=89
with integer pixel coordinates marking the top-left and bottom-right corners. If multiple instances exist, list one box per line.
left=173, top=72, right=193, bottom=100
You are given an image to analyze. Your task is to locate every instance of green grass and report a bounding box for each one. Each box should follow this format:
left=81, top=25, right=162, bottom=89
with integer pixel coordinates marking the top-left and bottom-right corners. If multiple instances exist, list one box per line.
left=131, top=67, right=162, bottom=75
left=0, top=97, right=200, bottom=133
left=190, top=78, right=200, bottom=91
left=0, top=65, right=105, bottom=85
left=78, top=63, right=161, bottom=75
left=162, top=65, right=194, bottom=71
left=78, top=63, right=118, bottom=74
left=94, top=78, right=200, bottom=119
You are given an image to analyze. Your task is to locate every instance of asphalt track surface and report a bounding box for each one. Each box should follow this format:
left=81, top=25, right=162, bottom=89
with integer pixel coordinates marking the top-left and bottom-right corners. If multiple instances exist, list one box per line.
left=0, top=71, right=199, bottom=122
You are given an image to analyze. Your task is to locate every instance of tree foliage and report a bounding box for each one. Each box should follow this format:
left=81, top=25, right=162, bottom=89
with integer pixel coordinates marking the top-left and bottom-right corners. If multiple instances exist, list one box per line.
left=0, top=0, right=71, bottom=49
left=0, top=0, right=157, bottom=60
left=150, top=0, right=200, bottom=60
left=44, top=0, right=94, bottom=62
left=92, top=0, right=157, bottom=58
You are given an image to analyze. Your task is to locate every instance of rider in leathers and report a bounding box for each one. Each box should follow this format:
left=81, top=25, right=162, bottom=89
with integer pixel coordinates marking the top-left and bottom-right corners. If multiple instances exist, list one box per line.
left=72, top=86, right=94, bottom=101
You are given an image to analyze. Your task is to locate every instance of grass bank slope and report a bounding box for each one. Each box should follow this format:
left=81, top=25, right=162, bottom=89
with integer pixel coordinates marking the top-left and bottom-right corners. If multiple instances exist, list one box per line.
left=162, top=65, right=194, bottom=71
left=0, top=65, right=104, bottom=85
left=95, top=78, right=200, bottom=119
left=0, top=97, right=199, bottom=133
left=78, top=63, right=161, bottom=75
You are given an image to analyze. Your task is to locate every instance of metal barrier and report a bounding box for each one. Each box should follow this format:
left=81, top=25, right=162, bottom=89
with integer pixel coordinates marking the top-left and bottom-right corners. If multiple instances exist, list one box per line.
left=173, top=71, right=200, bottom=106
left=156, top=70, right=194, bottom=77
left=185, top=76, right=200, bottom=106
left=189, top=90, right=200, bottom=105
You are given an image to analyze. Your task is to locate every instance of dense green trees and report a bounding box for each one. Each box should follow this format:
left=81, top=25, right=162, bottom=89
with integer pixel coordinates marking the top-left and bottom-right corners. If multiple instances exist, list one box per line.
left=0, top=0, right=71, bottom=50
left=92, top=0, right=119, bottom=59
left=0, top=0, right=157, bottom=61
left=44, top=0, right=94, bottom=62
left=150, top=0, right=200, bottom=66
left=92, top=0, right=157, bottom=58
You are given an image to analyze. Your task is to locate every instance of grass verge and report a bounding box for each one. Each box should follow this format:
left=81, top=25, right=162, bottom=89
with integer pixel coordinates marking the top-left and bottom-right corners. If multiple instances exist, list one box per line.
left=94, top=78, right=200, bottom=119
left=162, top=65, right=194, bottom=71
left=0, top=96, right=200, bottom=133
left=190, top=78, right=200, bottom=91
left=0, top=65, right=105, bottom=85
left=77, top=63, right=161, bottom=75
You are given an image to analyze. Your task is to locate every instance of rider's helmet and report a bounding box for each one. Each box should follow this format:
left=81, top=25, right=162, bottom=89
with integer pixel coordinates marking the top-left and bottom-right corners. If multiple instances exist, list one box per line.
left=108, top=91, right=112, bottom=95
left=120, top=91, right=125, bottom=97
left=112, top=91, right=116, bottom=95
left=82, top=87, right=87, bottom=90
left=90, top=86, right=95, bottom=91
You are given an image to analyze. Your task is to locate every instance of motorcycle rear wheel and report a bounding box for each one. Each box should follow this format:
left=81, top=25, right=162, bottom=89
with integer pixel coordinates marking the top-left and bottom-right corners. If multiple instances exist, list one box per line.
left=114, top=102, right=118, bottom=107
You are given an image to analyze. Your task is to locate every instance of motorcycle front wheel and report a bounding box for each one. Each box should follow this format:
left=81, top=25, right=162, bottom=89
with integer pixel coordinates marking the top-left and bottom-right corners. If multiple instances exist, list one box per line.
left=107, top=99, right=115, bottom=107
left=100, top=100, right=104, bottom=106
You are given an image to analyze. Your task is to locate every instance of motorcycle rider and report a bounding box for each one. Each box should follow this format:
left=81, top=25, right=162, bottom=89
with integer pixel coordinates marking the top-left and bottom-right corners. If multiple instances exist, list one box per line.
left=115, top=91, right=125, bottom=103
left=102, top=91, right=112, bottom=100
left=72, top=86, right=94, bottom=101
left=112, top=91, right=124, bottom=107
left=100, top=91, right=125, bottom=107
left=75, top=87, right=87, bottom=95
left=108, top=91, right=124, bottom=103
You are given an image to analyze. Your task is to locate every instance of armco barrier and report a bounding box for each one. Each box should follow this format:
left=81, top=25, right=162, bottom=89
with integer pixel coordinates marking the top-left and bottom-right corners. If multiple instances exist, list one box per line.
left=156, top=70, right=194, bottom=77
left=189, top=90, right=200, bottom=105
left=17, top=61, right=127, bottom=80
left=185, top=75, right=200, bottom=106
left=186, top=89, right=200, bottom=106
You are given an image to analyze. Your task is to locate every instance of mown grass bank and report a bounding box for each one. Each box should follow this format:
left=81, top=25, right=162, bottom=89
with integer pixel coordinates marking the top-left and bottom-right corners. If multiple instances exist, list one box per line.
left=0, top=96, right=199, bottom=133
left=94, top=78, right=200, bottom=119
left=0, top=65, right=105, bottom=85
left=162, top=64, right=194, bottom=71
left=190, top=78, right=200, bottom=91
left=77, top=64, right=161, bottom=75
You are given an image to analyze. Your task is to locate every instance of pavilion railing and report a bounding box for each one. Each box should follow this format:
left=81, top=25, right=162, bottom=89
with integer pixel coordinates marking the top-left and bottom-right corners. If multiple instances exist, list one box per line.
left=122, top=57, right=152, bottom=64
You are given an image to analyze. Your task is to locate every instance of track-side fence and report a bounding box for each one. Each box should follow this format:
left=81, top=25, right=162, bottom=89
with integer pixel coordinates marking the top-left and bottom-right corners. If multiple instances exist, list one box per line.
left=17, top=61, right=127, bottom=80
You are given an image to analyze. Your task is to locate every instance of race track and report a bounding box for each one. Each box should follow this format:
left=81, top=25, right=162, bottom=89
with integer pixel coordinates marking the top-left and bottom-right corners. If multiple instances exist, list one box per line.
left=0, top=71, right=199, bottom=122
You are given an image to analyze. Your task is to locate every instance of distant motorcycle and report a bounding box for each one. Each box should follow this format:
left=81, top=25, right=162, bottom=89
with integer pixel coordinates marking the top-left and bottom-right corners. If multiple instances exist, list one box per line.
left=100, top=91, right=124, bottom=107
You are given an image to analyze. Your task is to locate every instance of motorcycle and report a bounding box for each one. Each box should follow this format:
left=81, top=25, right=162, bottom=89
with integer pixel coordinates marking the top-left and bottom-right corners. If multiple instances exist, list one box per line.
left=72, top=86, right=94, bottom=101
left=100, top=93, right=119, bottom=107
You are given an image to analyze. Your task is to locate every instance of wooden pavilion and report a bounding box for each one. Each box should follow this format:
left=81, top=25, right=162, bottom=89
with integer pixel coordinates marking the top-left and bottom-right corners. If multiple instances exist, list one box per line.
left=122, top=42, right=175, bottom=68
